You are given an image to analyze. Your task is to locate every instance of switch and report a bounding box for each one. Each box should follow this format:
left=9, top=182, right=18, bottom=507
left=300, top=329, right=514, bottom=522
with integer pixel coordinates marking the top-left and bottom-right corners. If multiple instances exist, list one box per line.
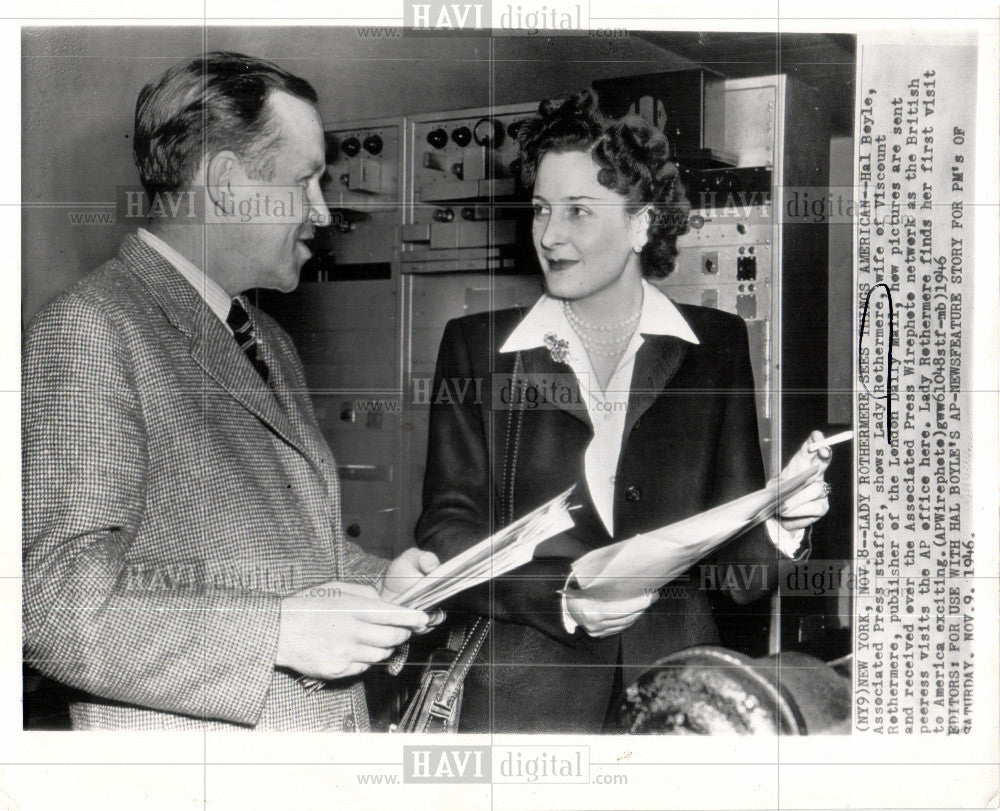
left=422, top=152, right=444, bottom=172
left=737, top=255, right=757, bottom=280
left=701, top=251, right=718, bottom=274
left=461, top=206, right=490, bottom=221
left=347, top=154, right=381, bottom=194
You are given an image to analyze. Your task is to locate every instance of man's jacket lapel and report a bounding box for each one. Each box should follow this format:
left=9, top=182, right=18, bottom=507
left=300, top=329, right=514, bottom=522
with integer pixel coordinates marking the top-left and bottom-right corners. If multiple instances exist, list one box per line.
left=257, top=333, right=338, bottom=477
left=120, top=235, right=317, bottom=466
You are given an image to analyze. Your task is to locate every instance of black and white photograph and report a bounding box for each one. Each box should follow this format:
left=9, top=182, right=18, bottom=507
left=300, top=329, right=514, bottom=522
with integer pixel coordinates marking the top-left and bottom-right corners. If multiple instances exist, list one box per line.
left=6, top=2, right=998, bottom=809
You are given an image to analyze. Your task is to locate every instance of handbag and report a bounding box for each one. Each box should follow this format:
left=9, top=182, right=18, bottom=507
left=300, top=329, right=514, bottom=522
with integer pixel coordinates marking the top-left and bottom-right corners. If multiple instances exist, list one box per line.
left=393, top=617, right=491, bottom=732
left=392, top=350, right=526, bottom=733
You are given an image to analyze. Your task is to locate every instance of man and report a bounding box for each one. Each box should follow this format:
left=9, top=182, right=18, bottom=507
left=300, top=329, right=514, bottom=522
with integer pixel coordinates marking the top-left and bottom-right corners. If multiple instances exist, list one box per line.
left=22, top=52, right=438, bottom=731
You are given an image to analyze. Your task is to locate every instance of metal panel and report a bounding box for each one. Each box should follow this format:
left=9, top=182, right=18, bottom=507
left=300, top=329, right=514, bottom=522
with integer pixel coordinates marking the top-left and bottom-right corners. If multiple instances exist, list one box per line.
left=403, top=102, right=538, bottom=274
left=256, top=117, right=406, bottom=559
left=654, top=75, right=785, bottom=477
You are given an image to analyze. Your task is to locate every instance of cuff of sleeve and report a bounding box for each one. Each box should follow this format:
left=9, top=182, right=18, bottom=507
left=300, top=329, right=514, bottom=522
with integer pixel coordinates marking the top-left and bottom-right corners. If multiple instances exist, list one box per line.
left=560, top=574, right=579, bottom=634
left=342, top=539, right=391, bottom=589
left=766, top=517, right=806, bottom=559
left=386, top=642, right=408, bottom=676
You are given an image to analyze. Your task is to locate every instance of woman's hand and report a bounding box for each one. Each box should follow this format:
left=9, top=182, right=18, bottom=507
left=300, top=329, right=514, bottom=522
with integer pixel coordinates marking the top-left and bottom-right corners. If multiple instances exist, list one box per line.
left=774, top=429, right=834, bottom=532
left=565, top=589, right=657, bottom=638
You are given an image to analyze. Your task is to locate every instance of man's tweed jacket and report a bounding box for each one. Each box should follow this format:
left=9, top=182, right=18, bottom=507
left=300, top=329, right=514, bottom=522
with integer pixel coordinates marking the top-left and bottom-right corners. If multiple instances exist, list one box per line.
left=22, top=234, right=390, bottom=731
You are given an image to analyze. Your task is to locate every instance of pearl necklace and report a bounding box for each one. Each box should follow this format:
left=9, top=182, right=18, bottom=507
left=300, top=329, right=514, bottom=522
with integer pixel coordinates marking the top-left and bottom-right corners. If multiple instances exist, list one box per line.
left=563, top=299, right=641, bottom=332
left=563, top=300, right=640, bottom=357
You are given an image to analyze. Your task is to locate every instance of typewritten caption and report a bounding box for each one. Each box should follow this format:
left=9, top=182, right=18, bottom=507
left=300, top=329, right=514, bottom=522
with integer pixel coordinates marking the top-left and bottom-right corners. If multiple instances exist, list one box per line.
left=855, top=40, right=977, bottom=735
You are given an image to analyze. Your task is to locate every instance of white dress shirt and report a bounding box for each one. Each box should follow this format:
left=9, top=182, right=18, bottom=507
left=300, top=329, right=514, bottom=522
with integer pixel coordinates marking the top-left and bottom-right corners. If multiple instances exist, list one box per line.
left=500, top=281, right=803, bottom=631
left=137, top=228, right=234, bottom=329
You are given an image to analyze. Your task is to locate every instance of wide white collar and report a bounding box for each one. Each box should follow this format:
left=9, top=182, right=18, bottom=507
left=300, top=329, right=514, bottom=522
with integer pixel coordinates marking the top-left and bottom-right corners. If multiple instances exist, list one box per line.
left=499, top=279, right=700, bottom=354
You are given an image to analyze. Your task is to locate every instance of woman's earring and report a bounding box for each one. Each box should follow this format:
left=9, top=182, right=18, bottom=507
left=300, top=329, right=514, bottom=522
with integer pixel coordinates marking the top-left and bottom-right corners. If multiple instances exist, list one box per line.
left=632, top=207, right=651, bottom=253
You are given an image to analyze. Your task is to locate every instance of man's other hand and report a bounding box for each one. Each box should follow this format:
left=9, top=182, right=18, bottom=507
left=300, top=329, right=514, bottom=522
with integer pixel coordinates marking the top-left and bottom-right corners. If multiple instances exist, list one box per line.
left=276, top=581, right=431, bottom=680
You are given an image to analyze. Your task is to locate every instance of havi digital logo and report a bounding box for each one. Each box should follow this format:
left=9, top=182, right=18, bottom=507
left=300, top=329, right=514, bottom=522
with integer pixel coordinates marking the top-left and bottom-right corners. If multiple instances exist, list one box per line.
left=405, top=1, right=489, bottom=30
left=403, top=746, right=491, bottom=783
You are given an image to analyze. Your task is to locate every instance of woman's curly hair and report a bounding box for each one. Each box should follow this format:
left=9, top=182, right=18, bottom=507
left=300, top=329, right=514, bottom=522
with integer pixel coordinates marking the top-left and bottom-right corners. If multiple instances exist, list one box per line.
left=513, top=88, right=690, bottom=279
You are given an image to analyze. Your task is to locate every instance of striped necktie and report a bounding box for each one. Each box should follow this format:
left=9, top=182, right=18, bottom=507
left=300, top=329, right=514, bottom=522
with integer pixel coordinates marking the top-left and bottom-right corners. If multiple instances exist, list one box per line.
left=226, top=297, right=270, bottom=383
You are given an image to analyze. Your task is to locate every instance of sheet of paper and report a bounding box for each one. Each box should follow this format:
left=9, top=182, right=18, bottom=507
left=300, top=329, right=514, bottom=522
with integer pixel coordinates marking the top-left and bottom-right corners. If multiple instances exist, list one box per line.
left=393, top=486, right=576, bottom=611
left=567, top=464, right=820, bottom=601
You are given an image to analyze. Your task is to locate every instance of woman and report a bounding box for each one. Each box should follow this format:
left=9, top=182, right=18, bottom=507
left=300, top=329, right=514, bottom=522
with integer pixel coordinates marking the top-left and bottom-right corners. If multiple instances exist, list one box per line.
left=415, top=90, right=832, bottom=733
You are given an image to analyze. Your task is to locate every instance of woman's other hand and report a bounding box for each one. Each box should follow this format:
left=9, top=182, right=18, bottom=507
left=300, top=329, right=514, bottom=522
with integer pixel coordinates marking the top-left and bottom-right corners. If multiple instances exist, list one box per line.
left=565, top=589, right=657, bottom=638
left=774, top=430, right=833, bottom=532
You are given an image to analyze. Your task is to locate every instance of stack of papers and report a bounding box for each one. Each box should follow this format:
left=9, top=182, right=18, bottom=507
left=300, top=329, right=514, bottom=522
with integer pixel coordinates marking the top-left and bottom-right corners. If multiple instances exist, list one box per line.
left=567, top=464, right=822, bottom=601
left=393, top=486, right=577, bottom=611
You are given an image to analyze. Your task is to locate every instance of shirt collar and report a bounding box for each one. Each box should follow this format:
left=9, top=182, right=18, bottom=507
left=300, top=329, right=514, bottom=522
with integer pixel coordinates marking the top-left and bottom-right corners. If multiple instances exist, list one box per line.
left=499, top=279, right=700, bottom=353
left=136, top=228, right=233, bottom=327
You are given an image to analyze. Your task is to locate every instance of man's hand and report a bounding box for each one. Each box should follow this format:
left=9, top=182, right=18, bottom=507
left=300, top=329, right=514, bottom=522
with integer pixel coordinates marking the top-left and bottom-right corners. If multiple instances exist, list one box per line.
left=275, top=581, right=431, bottom=681
left=774, top=429, right=833, bottom=532
left=565, top=589, right=657, bottom=638
left=380, top=548, right=446, bottom=634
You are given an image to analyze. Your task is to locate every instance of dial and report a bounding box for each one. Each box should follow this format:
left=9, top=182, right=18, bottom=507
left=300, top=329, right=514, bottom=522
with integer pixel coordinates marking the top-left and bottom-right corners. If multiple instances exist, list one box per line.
left=473, top=117, right=504, bottom=148
left=426, top=128, right=448, bottom=149
left=450, top=126, right=472, bottom=147
left=341, top=136, right=361, bottom=157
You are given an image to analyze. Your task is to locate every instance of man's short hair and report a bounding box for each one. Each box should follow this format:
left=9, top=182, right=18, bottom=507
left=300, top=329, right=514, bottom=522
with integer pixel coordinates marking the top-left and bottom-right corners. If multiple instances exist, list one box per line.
left=133, top=51, right=318, bottom=200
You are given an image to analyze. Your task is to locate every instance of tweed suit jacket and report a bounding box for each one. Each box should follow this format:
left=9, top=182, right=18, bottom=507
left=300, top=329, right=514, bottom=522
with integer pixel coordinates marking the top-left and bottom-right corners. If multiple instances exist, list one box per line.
left=416, top=303, right=783, bottom=733
left=22, top=234, right=390, bottom=731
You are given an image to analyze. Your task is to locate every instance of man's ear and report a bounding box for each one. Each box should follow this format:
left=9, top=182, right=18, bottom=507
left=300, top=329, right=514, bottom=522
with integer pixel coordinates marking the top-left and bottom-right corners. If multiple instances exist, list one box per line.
left=630, top=205, right=652, bottom=253
left=204, top=150, right=241, bottom=209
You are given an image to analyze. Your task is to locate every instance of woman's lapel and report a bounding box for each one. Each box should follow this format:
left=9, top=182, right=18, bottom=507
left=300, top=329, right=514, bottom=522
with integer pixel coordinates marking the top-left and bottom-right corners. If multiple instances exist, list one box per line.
left=517, top=345, right=593, bottom=432
left=622, top=335, right=690, bottom=444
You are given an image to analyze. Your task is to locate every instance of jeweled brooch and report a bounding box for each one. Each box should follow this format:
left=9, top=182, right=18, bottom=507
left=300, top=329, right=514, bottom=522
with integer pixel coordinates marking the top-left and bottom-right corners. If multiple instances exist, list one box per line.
left=543, top=332, right=570, bottom=364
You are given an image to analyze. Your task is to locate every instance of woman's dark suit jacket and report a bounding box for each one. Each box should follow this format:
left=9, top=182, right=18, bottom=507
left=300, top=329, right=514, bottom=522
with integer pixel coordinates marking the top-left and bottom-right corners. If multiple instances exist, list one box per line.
left=415, top=301, right=783, bottom=733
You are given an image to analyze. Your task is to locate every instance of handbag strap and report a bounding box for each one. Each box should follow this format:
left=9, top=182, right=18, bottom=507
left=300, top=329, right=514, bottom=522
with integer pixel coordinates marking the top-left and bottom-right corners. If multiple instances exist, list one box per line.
left=501, top=350, right=526, bottom=526
left=485, top=348, right=528, bottom=624
left=433, top=615, right=492, bottom=712
left=395, top=348, right=528, bottom=733
left=434, top=350, right=527, bottom=691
